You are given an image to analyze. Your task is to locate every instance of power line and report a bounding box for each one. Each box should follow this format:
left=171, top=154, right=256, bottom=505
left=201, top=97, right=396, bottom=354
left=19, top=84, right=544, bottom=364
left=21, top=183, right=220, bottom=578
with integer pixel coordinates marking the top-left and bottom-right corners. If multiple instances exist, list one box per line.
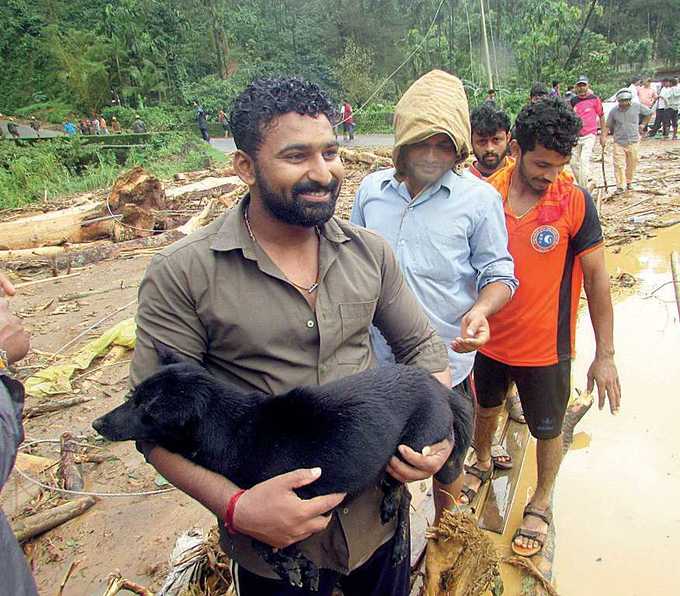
left=339, top=0, right=448, bottom=125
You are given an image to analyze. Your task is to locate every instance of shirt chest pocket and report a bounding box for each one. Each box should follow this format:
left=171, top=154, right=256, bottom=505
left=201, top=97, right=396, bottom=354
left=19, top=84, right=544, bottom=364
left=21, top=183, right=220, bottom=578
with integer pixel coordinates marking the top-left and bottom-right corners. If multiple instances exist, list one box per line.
left=336, top=300, right=377, bottom=364
left=410, top=224, right=468, bottom=284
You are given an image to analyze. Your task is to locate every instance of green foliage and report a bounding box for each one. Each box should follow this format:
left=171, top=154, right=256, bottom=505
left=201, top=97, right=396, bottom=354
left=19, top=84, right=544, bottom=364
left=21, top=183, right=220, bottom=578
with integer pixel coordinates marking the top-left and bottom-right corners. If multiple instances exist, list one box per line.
left=101, top=106, right=190, bottom=131
left=334, top=40, right=376, bottom=105
left=618, top=38, right=654, bottom=71
left=0, top=133, right=226, bottom=209
left=14, top=101, right=77, bottom=124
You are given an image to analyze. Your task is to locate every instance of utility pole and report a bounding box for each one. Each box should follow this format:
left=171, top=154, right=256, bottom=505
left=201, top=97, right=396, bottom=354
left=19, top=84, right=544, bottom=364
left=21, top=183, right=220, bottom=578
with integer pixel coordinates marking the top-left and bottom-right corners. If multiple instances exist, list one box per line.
left=479, top=0, right=494, bottom=90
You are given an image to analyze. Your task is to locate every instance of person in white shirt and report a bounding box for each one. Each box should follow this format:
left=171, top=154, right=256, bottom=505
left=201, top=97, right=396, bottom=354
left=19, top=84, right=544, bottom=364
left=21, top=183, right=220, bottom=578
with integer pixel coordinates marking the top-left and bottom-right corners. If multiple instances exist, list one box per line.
left=648, top=78, right=674, bottom=138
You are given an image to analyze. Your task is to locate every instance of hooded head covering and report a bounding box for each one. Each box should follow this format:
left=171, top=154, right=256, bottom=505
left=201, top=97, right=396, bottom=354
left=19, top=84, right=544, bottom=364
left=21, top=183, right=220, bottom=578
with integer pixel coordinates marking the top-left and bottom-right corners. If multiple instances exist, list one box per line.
left=392, top=70, right=471, bottom=172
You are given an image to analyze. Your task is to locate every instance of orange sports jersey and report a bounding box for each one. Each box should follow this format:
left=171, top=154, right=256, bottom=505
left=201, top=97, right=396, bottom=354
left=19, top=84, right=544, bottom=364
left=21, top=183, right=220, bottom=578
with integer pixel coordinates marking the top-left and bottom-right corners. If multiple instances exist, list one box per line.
left=480, top=162, right=603, bottom=366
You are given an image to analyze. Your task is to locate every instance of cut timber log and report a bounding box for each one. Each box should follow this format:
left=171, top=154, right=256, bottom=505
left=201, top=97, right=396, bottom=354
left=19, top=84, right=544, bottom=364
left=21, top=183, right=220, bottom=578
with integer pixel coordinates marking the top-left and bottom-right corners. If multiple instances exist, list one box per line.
left=166, top=176, right=244, bottom=202
left=1, top=229, right=185, bottom=270
left=12, top=496, right=96, bottom=542
left=173, top=166, right=235, bottom=182
left=339, top=147, right=392, bottom=168
left=59, top=432, right=84, bottom=492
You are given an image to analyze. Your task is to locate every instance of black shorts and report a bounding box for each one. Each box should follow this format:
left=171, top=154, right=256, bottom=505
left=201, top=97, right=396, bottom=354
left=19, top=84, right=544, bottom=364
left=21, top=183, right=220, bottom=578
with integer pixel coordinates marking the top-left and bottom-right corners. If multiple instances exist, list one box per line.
left=473, top=352, right=570, bottom=440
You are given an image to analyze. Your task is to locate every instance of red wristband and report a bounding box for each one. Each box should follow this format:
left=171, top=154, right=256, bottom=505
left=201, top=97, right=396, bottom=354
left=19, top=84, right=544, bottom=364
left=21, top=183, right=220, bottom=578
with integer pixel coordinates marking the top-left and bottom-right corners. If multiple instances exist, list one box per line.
left=224, top=489, right=247, bottom=535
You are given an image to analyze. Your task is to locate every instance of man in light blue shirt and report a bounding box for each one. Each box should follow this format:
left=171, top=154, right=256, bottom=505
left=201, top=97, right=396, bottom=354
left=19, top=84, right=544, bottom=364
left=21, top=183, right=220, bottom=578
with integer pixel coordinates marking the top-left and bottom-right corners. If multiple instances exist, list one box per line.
left=351, top=71, right=517, bottom=387
left=351, top=69, right=518, bottom=510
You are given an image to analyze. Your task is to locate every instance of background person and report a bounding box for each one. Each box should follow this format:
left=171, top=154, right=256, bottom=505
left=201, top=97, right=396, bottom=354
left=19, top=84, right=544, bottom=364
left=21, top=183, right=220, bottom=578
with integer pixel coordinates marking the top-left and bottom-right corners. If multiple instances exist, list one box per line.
left=569, top=75, right=606, bottom=188
left=469, top=103, right=513, bottom=179
left=606, top=89, right=652, bottom=193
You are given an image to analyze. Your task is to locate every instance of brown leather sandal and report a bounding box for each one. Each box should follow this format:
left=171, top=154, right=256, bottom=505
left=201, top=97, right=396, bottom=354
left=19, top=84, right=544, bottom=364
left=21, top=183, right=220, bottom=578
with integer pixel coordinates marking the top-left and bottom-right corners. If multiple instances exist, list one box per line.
left=458, top=462, right=494, bottom=505
left=511, top=503, right=552, bottom=557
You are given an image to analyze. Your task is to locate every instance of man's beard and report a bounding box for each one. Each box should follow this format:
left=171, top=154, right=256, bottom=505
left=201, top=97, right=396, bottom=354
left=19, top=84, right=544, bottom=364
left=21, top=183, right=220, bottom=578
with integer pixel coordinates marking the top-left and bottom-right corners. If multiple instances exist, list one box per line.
left=255, top=167, right=340, bottom=227
left=478, top=151, right=503, bottom=170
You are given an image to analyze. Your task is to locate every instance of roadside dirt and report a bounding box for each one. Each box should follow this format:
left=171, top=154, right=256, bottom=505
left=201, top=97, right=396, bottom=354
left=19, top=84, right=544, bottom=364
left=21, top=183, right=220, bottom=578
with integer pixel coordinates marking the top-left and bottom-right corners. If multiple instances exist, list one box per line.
left=2, top=137, right=679, bottom=595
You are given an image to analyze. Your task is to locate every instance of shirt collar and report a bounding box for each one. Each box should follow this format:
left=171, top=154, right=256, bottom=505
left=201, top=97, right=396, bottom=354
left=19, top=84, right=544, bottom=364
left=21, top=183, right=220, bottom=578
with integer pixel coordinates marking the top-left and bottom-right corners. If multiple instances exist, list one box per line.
left=210, top=194, right=350, bottom=254
left=382, top=168, right=457, bottom=201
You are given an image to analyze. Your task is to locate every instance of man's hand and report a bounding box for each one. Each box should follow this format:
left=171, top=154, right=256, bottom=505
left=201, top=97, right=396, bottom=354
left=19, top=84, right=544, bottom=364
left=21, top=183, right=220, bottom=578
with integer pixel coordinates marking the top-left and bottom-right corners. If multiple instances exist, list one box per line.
left=234, top=468, right=346, bottom=549
left=599, top=133, right=607, bottom=148
left=0, top=299, right=30, bottom=364
left=451, top=309, right=490, bottom=353
left=387, top=439, right=453, bottom=483
left=587, top=355, right=621, bottom=414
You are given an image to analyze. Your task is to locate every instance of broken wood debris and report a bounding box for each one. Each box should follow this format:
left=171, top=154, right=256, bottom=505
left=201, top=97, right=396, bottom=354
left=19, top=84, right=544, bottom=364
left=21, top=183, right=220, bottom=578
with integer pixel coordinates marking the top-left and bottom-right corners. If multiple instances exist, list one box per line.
left=59, top=432, right=84, bottom=492
left=23, top=395, right=94, bottom=419
left=12, top=496, right=96, bottom=542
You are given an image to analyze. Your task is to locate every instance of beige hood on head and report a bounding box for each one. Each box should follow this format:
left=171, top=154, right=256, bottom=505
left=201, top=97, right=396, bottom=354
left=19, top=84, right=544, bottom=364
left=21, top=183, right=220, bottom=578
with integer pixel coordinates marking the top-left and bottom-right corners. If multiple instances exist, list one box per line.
left=392, top=70, right=471, bottom=170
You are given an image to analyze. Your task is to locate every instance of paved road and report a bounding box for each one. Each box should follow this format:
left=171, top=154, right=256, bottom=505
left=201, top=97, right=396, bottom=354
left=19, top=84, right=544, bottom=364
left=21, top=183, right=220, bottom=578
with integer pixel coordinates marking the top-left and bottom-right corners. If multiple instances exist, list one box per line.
left=211, top=133, right=395, bottom=154
left=0, top=119, right=63, bottom=139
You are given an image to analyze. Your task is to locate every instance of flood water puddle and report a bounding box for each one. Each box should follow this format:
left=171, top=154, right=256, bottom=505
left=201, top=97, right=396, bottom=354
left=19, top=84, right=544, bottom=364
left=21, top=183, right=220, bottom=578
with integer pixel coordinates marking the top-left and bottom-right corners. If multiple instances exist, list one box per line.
left=553, top=226, right=680, bottom=595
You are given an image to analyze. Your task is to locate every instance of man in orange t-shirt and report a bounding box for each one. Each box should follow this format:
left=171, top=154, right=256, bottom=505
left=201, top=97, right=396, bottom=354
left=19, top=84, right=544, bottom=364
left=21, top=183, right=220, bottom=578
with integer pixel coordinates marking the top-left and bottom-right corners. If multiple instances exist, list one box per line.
left=460, top=97, right=621, bottom=558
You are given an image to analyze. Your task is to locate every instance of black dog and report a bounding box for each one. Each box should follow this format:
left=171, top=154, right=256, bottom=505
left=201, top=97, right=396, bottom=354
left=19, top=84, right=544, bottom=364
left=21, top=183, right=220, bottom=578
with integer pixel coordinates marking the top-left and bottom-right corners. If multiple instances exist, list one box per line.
left=93, top=345, right=472, bottom=589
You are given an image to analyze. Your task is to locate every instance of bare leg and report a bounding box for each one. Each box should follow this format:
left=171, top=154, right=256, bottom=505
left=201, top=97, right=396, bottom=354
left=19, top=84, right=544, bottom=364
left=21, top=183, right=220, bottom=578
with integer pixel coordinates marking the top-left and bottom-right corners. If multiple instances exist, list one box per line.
left=514, top=434, right=562, bottom=551
left=459, top=404, right=503, bottom=503
left=433, top=476, right=462, bottom=524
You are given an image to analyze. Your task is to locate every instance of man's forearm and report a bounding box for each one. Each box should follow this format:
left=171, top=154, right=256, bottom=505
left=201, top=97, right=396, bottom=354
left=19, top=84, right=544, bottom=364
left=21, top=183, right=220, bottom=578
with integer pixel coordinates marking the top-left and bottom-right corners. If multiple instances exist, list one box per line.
left=471, top=282, right=512, bottom=318
left=147, top=445, right=239, bottom=517
left=584, top=270, right=615, bottom=357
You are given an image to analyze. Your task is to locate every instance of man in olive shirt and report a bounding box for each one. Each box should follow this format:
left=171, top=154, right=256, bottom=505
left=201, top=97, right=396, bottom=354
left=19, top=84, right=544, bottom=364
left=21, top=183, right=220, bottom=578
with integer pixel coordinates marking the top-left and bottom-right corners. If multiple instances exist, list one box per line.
left=130, top=77, right=454, bottom=595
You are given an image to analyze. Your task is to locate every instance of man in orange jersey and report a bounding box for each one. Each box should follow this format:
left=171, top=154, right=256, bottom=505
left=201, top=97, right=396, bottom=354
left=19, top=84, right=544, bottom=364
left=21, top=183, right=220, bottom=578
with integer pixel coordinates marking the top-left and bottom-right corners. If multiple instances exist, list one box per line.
left=460, top=97, right=621, bottom=557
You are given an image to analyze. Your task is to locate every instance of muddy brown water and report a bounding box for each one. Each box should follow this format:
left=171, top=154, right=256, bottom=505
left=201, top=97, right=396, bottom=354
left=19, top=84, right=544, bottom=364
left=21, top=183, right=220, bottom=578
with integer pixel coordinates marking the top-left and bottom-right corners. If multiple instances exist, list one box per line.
left=554, top=226, right=680, bottom=595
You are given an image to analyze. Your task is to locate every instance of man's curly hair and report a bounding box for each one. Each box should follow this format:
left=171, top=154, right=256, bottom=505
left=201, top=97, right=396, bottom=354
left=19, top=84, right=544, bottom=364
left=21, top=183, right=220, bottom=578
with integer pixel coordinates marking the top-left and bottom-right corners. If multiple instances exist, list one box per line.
left=514, top=97, right=582, bottom=157
left=228, top=77, right=337, bottom=157
left=470, top=104, right=511, bottom=137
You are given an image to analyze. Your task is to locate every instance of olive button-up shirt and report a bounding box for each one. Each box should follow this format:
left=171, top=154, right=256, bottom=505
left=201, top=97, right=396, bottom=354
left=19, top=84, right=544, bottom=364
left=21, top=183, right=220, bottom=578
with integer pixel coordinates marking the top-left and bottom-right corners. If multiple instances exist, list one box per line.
left=130, top=197, right=448, bottom=578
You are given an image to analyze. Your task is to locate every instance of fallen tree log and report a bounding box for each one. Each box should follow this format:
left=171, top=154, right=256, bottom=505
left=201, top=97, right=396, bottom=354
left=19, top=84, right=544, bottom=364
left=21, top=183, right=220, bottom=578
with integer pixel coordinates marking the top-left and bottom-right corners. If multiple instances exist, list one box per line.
left=12, top=496, right=96, bottom=542
left=0, top=167, right=170, bottom=250
left=0, top=201, right=115, bottom=250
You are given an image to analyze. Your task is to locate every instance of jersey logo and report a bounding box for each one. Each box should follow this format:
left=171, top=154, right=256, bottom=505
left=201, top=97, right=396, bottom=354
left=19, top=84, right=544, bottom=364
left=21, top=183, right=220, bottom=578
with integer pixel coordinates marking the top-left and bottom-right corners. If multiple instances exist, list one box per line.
left=531, top=225, right=560, bottom=253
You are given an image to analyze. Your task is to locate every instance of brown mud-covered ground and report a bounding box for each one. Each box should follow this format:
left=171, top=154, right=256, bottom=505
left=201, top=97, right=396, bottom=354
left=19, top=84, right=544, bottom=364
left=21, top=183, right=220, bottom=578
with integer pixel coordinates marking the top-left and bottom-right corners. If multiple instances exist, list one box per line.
left=1, top=138, right=679, bottom=595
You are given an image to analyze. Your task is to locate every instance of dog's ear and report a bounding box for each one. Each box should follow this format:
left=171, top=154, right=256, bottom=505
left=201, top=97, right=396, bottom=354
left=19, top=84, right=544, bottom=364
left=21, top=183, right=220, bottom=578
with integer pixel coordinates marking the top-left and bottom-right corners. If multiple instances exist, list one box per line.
left=152, top=338, right=186, bottom=366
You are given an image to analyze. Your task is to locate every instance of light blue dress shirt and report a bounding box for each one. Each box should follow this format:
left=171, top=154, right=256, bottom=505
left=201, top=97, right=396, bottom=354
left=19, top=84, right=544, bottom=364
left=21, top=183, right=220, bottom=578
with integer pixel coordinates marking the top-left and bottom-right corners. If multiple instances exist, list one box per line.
left=351, top=168, right=517, bottom=385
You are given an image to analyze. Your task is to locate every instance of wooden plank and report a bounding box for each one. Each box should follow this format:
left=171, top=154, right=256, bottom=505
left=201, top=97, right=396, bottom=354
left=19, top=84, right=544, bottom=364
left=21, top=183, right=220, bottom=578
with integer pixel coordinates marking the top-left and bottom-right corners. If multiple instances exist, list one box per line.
left=478, top=420, right=530, bottom=534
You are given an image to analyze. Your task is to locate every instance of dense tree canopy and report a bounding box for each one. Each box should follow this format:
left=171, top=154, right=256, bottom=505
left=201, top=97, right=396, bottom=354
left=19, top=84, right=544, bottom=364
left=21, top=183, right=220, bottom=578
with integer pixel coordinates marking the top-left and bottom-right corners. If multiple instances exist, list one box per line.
left=1, top=0, right=678, bottom=113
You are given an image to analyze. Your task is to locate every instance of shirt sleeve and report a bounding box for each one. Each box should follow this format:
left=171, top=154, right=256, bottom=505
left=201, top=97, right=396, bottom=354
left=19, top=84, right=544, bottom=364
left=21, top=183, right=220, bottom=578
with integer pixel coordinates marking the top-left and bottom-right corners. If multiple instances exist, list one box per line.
left=0, top=376, right=25, bottom=490
left=129, top=253, right=208, bottom=389
left=349, top=182, right=367, bottom=227
left=469, top=193, right=518, bottom=295
left=372, top=238, right=448, bottom=373
left=571, top=189, right=604, bottom=255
